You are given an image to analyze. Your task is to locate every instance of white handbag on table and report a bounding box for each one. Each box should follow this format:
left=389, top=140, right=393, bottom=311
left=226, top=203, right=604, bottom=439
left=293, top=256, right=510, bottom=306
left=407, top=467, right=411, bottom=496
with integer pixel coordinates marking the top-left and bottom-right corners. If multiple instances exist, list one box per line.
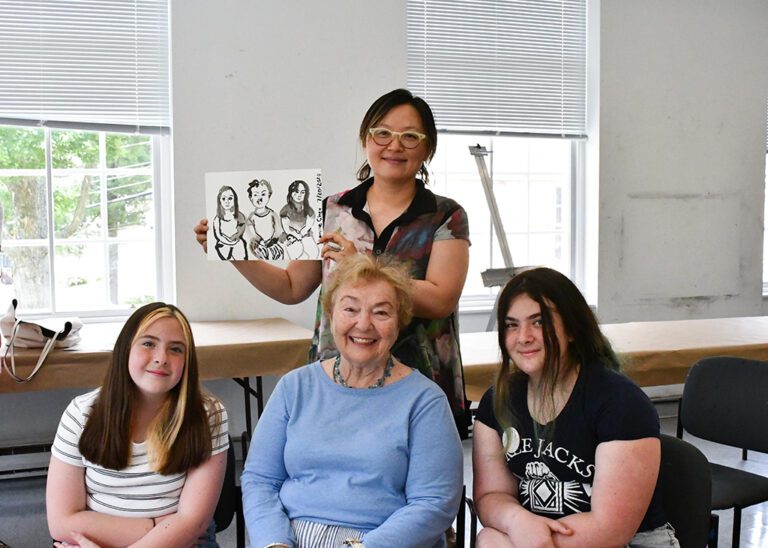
left=0, top=299, right=83, bottom=383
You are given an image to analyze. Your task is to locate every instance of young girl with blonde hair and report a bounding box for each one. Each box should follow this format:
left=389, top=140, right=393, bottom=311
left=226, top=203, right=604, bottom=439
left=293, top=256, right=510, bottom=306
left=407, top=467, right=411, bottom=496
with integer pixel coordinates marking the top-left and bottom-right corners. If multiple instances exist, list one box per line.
left=47, top=302, right=228, bottom=548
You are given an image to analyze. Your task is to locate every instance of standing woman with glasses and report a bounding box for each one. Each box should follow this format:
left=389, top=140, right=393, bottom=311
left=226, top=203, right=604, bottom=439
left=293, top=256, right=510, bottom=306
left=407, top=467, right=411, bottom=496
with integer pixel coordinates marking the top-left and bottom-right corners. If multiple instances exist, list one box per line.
left=194, top=89, right=471, bottom=434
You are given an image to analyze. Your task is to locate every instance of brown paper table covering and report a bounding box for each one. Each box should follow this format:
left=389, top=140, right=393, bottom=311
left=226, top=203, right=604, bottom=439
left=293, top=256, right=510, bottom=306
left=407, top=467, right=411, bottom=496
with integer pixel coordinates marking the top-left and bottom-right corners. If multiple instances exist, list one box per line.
left=6, top=314, right=768, bottom=402
left=0, top=318, right=313, bottom=394
left=461, top=316, right=768, bottom=402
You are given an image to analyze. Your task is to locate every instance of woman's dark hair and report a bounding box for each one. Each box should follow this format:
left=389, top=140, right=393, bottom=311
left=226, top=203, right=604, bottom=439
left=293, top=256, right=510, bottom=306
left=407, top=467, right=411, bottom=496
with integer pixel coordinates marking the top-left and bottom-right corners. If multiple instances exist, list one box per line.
left=493, top=267, right=620, bottom=435
left=216, top=185, right=240, bottom=218
left=356, top=88, right=438, bottom=184
left=284, top=180, right=314, bottom=218
left=79, top=302, right=215, bottom=474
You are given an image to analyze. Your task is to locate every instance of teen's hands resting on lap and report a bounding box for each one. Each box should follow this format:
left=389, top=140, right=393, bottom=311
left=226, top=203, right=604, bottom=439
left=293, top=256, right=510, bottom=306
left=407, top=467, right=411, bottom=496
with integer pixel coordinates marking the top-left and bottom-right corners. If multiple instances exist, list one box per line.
left=54, top=531, right=100, bottom=548
left=503, top=511, right=572, bottom=548
left=52, top=516, right=170, bottom=548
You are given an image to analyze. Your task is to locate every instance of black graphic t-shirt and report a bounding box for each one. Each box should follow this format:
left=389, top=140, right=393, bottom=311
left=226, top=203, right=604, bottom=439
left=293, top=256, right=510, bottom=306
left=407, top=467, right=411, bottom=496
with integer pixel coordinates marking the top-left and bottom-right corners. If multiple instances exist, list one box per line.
left=475, top=365, right=666, bottom=532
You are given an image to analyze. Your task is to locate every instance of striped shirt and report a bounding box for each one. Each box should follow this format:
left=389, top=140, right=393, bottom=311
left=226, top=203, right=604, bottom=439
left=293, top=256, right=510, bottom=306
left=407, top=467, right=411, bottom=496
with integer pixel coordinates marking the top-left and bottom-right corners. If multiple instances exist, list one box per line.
left=52, top=388, right=229, bottom=518
left=291, top=519, right=364, bottom=548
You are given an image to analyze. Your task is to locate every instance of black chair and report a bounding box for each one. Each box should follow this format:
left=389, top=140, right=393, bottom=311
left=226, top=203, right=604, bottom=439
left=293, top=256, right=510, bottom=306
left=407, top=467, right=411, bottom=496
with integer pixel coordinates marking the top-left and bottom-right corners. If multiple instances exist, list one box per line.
left=659, top=434, right=712, bottom=548
left=677, top=356, right=768, bottom=548
left=213, top=437, right=245, bottom=548
left=455, top=485, right=478, bottom=548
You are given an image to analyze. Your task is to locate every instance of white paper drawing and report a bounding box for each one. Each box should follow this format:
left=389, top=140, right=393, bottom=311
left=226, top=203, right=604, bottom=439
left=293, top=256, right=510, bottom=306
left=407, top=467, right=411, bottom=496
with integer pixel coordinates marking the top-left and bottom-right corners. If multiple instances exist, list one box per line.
left=205, top=168, right=323, bottom=261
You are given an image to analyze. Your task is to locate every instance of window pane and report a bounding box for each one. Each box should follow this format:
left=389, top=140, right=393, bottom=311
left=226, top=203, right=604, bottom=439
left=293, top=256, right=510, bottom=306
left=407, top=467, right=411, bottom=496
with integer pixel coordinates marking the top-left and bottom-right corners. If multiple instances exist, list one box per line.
left=48, top=129, right=159, bottom=311
left=528, top=139, right=571, bottom=173
left=107, top=174, right=154, bottom=238
left=497, top=233, right=532, bottom=268
left=52, top=174, right=102, bottom=238
left=494, top=177, right=529, bottom=233
left=106, top=134, right=152, bottom=169
left=0, top=175, right=49, bottom=240
left=528, top=233, right=565, bottom=266
left=764, top=153, right=768, bottom=287
left=54, top=241, right=157, bottom=311
left=3, top=245, right=51, bottom=311
left=52, top=130, right=99, bottom=169
left=54, top=243, right=106, bottom=311
left=464, top=240, right=493, bottom=296
left=110, top=242, right=156, bottom=307
left=430, top=133, right=573, bottom=302
left=0, top=126, right=50, bottom=312
left=0, top=126, right=44, bottom=169
left=529, top=178, right=564, bottom=232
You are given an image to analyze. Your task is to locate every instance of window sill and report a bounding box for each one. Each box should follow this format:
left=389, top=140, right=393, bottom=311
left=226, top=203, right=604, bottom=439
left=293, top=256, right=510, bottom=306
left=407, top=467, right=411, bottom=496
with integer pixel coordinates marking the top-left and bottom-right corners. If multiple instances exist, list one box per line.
left=458, top=296, right=496, bottom=315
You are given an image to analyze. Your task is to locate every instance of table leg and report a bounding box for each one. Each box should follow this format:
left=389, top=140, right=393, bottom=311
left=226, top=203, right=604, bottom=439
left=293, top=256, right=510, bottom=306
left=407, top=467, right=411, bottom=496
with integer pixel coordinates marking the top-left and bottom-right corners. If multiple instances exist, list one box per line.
left=233, top=376, right=263, bottom=439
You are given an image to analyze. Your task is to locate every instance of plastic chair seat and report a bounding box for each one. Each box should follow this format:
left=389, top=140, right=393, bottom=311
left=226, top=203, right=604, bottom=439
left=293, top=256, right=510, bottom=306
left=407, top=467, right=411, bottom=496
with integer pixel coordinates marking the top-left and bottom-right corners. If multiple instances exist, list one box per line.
left=710, top=462, right=768, bottom=511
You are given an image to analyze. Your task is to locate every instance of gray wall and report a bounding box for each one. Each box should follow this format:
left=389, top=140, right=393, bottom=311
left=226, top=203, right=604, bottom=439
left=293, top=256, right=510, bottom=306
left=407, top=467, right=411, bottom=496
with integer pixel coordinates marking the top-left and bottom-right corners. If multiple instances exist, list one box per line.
left=2, top=0, right=767, bottom=445
left=596, top=0, right=768, bottom=322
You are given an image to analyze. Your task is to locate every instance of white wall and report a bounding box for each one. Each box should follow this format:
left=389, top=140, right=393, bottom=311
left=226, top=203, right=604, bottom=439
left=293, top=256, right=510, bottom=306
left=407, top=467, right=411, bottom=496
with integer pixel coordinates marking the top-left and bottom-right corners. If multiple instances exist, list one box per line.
left=596, top=0, right=768, bottom=322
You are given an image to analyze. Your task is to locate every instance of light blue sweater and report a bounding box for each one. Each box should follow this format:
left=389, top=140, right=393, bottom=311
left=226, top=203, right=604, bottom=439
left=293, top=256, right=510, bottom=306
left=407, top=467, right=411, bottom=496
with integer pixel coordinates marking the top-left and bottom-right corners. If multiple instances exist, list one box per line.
left=241, top=361, right=463, bottom=548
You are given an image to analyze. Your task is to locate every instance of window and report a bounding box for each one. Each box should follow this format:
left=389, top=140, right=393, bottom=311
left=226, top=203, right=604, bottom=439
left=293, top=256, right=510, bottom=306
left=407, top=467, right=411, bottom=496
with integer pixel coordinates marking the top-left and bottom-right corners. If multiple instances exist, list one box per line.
left=764, top=149, right=768, bottom=292
left=0, top=0, right=170, bottom=316
left=763, top=103, right=768, bottom=293
left=408, top=0, right=588, bottom=306
left=430, top=135, right=575, bottom=305
left=0, top=126, right=162, bottom=314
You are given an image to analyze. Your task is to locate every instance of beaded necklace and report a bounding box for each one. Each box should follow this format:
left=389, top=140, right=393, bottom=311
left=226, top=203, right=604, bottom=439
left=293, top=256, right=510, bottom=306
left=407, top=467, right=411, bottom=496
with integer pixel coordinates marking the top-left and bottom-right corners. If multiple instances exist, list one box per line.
left=333, top=354, right=393, bottom=389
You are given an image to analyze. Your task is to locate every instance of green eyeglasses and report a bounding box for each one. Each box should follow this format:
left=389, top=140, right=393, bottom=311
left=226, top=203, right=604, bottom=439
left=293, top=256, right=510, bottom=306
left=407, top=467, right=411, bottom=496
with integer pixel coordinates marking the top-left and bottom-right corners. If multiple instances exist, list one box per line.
left=368, top=127, right=427, bottom=149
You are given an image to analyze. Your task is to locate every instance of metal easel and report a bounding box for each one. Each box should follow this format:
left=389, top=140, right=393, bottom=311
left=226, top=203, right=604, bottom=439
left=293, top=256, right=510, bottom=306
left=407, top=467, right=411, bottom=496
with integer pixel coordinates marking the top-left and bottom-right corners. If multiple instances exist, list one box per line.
left=469, top=145, right=531, bottom=330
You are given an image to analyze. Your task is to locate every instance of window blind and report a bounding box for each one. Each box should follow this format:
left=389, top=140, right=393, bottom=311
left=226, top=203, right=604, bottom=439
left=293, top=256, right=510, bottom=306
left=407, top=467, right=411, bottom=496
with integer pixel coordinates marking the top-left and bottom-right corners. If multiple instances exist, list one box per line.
left=407, top=0, right=587, bottom=137
left=0, top=0, right=169, bottom=133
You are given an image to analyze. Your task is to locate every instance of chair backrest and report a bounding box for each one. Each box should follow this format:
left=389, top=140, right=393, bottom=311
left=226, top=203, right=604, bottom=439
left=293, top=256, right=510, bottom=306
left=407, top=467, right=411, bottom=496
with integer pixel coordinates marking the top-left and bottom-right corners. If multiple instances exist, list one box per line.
left=214, top=438, right=238, bottom=532
left=659, top=434, right=712, bottom=548
left=680, top=356, right=768, bottom=453
left=455, top=485, right=478, bottom=548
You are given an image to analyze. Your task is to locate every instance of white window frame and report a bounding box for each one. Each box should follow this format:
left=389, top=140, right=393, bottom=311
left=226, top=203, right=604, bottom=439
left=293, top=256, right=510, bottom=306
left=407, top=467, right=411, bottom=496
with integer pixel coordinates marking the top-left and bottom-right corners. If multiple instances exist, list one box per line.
left=763, top=149, right=768, bottom=295
left=0, top=122, right=173, bottom=319
left=430, top=135, right=585, bottom=313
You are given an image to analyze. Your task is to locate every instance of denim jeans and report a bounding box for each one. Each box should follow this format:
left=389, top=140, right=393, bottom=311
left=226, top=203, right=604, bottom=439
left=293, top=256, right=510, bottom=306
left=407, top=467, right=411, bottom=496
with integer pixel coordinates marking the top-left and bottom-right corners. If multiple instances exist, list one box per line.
left=627, top=523, right=681, bottom=547
left=194, top=520, right=219, bottom=548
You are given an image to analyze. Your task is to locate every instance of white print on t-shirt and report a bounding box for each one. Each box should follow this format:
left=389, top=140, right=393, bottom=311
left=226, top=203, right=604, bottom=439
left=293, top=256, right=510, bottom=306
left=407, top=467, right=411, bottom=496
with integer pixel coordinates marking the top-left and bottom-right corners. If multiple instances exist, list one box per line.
left=519, top=460, right=590, bottom=514
left=503, top=427, right=595, bottom=479
left=502, top=427, right=594, bottom=515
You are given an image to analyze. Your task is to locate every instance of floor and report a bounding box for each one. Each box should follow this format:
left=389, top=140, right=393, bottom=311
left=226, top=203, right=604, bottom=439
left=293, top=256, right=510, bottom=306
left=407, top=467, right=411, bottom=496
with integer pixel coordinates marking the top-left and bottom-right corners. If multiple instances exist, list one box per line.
left=1, top=412, right=766, bottom=548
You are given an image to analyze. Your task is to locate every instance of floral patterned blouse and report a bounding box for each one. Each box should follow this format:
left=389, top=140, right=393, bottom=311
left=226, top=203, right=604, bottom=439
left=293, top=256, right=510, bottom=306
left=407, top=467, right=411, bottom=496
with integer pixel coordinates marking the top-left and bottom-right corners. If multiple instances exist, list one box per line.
left=309, top=178, right=471, bottom=434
